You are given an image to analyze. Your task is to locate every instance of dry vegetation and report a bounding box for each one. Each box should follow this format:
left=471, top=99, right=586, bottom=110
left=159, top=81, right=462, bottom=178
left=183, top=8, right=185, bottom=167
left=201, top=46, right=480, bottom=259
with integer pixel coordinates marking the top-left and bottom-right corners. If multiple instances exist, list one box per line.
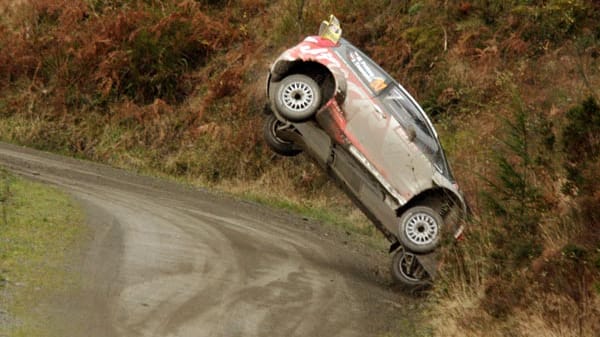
left=1, top=0, right=599, bottom=335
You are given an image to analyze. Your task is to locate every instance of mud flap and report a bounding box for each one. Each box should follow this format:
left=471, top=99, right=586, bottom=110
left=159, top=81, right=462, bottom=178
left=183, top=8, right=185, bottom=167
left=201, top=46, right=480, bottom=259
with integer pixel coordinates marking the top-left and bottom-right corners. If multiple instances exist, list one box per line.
left=415, top=251, right=439, bottom=279
left=263, top=102, right=272, bottom=115
left=292, top=123, right=333, bottom=167
left=388, top=241, right=400, bottom=253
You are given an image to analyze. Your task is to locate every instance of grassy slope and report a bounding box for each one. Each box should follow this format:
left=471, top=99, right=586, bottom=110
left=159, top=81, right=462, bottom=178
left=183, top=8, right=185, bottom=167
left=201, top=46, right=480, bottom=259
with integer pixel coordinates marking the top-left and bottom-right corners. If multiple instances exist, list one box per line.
left=0, top=0, right=599, bottom=336
left=0, top=169, right=85, bottom=336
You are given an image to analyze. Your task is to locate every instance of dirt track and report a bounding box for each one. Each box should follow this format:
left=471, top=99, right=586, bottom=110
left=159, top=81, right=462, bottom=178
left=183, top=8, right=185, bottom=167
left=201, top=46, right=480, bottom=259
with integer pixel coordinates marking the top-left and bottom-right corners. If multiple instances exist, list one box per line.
left=0, top=142, right=422, bottom=337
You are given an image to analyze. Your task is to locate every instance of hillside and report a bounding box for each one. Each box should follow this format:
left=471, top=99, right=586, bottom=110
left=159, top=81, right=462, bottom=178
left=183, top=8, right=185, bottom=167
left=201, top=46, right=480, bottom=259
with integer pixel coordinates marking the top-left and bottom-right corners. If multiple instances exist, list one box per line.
left=1, top=0, right=599, bottom=336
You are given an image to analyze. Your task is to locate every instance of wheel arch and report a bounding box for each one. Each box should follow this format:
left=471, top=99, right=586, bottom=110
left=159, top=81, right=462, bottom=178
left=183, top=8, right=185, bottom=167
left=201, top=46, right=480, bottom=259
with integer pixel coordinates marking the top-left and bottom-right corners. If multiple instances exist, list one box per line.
left=396, top=187, right=466, bottom=221
left=269, top=60, right=343, bottom=106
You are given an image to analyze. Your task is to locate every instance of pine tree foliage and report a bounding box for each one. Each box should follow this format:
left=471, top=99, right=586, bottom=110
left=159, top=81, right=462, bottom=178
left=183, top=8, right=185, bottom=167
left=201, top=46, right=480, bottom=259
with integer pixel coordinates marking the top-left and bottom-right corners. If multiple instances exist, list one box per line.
left=484, top=96, right=543, bottom=270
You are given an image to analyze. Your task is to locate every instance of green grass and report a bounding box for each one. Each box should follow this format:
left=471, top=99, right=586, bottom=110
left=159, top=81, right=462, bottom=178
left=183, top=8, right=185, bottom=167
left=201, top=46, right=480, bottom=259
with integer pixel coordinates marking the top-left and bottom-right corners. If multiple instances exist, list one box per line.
left=240, top=190, right=376, bottom=236
left=0, top=168, right=85, bottom=337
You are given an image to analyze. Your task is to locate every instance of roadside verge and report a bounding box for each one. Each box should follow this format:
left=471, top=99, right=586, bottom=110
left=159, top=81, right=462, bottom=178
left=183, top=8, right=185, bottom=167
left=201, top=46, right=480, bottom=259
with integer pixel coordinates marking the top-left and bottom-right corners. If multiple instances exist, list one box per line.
left=0, top=167, right=85, bottom=337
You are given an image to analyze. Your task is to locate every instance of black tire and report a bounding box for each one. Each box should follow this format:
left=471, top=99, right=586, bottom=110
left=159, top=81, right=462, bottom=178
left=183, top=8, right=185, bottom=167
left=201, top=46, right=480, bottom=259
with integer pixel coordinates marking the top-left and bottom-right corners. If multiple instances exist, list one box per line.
left=263, top=114, right=302, bottom=157
left=273, top=74, right=321, bottom=122
left=390, top=248, right=431, bottom=291
left=398, top=206, right=443, bottom=254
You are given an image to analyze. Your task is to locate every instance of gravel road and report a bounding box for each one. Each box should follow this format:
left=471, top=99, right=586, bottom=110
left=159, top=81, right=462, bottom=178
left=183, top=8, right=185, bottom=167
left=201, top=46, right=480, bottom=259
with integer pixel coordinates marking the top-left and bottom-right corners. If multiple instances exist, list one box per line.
left=0, top=142, right=422, bottom=337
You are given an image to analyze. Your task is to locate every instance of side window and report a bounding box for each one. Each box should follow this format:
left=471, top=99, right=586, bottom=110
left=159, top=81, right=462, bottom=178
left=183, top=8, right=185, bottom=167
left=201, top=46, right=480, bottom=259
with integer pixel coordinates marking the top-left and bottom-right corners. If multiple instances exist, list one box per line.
left=384, top=86, right=438, bottom=154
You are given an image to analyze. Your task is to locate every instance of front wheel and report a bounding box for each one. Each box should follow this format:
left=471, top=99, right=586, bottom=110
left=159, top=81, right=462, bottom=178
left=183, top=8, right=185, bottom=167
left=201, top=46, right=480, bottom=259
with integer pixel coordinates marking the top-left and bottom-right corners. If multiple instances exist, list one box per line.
left=274, top=74, right=321, bottom=122
left=390, top=248, right=431, bottom=291
left=398, top=206, right=443, bottom=254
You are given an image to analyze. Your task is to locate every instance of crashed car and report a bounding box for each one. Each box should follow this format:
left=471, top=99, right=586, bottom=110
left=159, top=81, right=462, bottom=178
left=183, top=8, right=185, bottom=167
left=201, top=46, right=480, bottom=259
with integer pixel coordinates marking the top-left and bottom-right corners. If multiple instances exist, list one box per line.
left=263, top=16, right=467, bottom=289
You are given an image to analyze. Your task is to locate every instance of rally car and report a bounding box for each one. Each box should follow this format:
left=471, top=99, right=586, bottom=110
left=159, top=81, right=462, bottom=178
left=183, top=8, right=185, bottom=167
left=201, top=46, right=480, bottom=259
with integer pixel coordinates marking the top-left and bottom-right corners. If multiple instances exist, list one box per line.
left=263, top=16, right=467, bottom=290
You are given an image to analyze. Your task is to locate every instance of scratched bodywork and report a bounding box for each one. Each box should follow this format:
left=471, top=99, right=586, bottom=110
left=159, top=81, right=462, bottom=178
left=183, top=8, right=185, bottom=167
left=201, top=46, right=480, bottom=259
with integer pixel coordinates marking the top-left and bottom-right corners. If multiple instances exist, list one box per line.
left=263, top=17, right=466, bottom=289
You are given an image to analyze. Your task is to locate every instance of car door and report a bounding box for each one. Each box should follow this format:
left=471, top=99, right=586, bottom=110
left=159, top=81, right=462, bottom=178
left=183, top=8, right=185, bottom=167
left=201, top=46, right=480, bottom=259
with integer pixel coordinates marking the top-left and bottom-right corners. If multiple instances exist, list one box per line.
left=339, top=45, right=391, bottom=173
left=338, top=45, right=432, bottom=202
left=377, top=85, right=434, bottom=199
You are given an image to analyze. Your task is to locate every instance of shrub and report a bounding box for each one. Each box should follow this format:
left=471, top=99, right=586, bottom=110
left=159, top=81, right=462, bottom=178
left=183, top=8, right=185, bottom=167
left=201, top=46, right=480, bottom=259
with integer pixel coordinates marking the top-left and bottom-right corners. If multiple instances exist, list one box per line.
left=560, top=97, right=600, bottom=258
left=0, top=26, right=39, bottom=91
left=511, top=0, right=592, bottom=51
left=90, top=3, right=239, bottom=104
left=562, top=97, right=600, bottom=194
left=1, top=1, right=240, bottom=108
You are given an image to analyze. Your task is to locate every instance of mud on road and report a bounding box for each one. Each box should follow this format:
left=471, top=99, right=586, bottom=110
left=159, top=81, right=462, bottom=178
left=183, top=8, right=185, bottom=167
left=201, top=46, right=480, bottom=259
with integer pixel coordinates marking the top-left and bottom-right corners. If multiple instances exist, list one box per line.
left=0, top=142, right=424, bottom=337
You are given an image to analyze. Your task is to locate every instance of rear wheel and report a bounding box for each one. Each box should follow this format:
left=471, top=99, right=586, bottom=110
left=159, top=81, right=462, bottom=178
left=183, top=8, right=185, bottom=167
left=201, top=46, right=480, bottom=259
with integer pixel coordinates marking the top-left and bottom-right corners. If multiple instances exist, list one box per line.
left=390, top=248, right=431, bottom=291
left=263, top=114, right=302, bottom=157
left=274, top=74, right=321, bottom=122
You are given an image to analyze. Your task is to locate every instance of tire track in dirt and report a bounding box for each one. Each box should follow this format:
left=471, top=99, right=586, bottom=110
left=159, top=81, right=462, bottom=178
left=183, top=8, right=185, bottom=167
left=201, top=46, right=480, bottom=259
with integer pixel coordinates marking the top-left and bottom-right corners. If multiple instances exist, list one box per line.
left=0, top=142, right=422, bottom=337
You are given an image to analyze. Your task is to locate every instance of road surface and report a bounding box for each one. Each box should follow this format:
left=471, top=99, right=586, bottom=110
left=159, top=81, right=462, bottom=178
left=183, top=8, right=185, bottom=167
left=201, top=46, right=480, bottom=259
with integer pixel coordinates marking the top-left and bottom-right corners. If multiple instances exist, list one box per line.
left=0, top=142, right=422, bottom=337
